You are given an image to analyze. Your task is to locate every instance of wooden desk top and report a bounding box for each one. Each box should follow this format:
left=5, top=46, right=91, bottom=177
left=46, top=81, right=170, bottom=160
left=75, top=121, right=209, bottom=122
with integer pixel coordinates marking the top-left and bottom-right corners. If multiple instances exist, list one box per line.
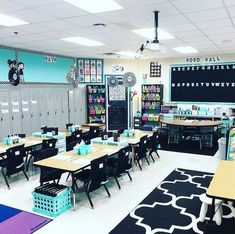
left=81, top=123, right=105, bottom=128
left=0, top=136, right=42, bottom=154
left=120, top=130, right=152, bottom=145
left=62, top=128, right=89, bottom=137
left=160, top=119, right=221, bottom=127
left=33, top=144, right=121, bottom=172
left=207, top=161, right=235, bottom=201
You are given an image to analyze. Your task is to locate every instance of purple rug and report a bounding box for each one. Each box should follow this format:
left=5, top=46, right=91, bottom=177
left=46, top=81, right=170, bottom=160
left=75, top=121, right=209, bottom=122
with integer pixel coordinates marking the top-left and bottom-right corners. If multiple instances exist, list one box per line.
left=0, top=204, right=52, bottom=234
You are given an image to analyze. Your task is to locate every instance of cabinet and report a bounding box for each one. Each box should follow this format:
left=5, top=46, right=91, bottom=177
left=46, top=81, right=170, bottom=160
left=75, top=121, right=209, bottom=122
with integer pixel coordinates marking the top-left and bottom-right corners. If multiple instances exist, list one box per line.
left=141, top=84, right=163, bottom=127
left=133, top=117, right=142, bottom=129
left=227, top=128, right=235, bottom=160
left=86, top=85, right=106, bottom=124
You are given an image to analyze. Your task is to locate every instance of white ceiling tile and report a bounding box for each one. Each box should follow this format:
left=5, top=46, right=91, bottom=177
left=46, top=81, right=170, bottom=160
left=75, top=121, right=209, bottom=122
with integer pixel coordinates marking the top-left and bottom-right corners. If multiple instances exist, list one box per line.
left=163, top=23, right=197, bottom=33
left=10, top=9, right=57, bottom=23
left=228, top=6, right=235, bottom=17
left=0, top=0, right=27, bottom=13
left=11, top=0, right=62, bottom=8
left=160, top=14, right=190, bottom=26
left=203, top=27, right=235, bottom=36
left=195, top=18, right=233, bottom=29
left=224, top=0, right=235, bottom=7
left=186, top=8, right=229, bottom=22
left=37, top=20, right=77, bottom=30
left=11, top=24, right=53, bottom=34
left=171, top=0, right=224, bottom=13
left=208, top=33, right=235, bottom=40
left=36, top=2, right=88, bottom=19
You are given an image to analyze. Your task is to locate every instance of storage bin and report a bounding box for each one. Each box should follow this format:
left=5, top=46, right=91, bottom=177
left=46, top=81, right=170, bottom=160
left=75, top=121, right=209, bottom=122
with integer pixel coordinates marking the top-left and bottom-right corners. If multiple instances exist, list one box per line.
left=32, top=188, right=72, bottom=217
left=3, top=137, right=9, bottom=145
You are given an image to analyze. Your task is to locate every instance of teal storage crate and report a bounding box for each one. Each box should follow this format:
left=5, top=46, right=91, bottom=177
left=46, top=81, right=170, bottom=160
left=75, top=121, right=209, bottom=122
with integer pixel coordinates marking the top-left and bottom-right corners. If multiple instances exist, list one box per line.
left=32, top=188, right=72, bottom=217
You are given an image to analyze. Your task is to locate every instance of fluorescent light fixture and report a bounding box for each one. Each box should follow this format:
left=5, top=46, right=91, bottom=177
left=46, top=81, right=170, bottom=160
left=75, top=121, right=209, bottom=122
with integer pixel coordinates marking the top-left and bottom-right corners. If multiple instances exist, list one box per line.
left=0, top=13, right=29, bottom=26
left=64, top=0, right=123, bottom=13
left=132, top=27, right=174, bottom=40
left=172, top=46, right=198, bottom=54
left=61, top=36, right=104, bottom=46
left=116, top=51, right=136, bottom=57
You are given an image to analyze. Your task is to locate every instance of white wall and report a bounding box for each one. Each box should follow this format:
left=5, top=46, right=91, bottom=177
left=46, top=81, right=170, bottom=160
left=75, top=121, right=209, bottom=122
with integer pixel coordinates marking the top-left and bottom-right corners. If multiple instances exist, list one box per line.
left=104, top=54, right=235, bottom=114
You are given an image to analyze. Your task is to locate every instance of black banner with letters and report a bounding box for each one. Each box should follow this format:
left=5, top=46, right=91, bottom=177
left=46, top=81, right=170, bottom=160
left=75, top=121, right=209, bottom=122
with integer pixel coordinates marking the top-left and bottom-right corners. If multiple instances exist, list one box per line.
left=170, top=63, right=235, bottom=103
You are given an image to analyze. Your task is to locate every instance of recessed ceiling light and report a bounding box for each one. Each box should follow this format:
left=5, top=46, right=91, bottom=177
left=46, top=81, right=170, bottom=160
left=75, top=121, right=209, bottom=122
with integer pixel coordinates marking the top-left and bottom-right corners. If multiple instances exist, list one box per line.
left=61, top=36, right=104, bottom=46
left=64, top=0, right=123, bottom=13
left=132, top=27, right=174, bottom=40
left=0, top=13, right=29, bottom=26
left=116, top=51, right=136, bottom=57
left=172, top=46, right=198, bottom=54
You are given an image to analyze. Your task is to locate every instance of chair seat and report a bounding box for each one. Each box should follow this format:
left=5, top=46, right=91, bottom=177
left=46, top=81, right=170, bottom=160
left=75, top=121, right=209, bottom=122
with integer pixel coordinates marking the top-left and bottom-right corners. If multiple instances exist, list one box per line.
left=75, top=169, right=91, bottom=181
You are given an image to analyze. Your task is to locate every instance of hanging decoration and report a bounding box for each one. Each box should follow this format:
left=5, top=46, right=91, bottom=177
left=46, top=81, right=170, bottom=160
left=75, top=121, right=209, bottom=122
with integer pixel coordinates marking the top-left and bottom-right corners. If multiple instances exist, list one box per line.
left=7, top=59, right=25, bottom=86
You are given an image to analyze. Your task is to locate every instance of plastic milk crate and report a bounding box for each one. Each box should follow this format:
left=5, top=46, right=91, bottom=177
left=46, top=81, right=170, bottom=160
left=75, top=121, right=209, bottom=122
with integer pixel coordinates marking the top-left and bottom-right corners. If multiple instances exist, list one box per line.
left=32, top=188, right=72, bottom=217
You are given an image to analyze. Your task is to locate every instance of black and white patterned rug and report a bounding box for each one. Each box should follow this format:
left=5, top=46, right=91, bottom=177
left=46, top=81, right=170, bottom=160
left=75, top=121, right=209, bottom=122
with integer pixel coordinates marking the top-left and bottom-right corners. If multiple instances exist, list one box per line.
left=110, top=168, right=235, bottom=234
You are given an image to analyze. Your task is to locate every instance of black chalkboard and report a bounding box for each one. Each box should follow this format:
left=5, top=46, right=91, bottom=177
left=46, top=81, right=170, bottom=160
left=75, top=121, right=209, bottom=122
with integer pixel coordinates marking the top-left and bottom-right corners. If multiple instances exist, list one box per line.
left=170, top=63, right=235, bottom=103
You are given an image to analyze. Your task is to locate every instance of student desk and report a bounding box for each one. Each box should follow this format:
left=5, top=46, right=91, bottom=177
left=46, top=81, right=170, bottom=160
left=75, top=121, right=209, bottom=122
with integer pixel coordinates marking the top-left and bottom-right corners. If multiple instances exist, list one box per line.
left=207, top=160, right=235, bottom=223
left=34, top=144, right=121, bottom=209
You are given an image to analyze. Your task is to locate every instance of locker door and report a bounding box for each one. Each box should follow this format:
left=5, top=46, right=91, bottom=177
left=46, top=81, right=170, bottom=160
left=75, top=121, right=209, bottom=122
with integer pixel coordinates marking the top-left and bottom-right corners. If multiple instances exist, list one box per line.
left=21, top=91, right=31, bottom=135
left=0, top=92, right=11, bottom=138
left=75, top=88, right=86, bottom=125
left=38, top=91, right=47, bottom=128
left=10, top=92, right=22, bottom=134
left=47, top=91, right=56, bottom=127
left=54, top=91, right=62, bottom=129
left=61, top=91, right=69, bottom=129
left=30, top=91, right=39, bottom=133
left=68, top=91, right=75, bottom=123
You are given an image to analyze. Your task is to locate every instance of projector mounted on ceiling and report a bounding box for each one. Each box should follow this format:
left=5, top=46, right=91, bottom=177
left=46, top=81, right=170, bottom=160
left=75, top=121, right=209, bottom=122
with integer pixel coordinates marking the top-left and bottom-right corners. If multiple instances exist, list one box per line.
left=135, top=11, right=162, bottom=58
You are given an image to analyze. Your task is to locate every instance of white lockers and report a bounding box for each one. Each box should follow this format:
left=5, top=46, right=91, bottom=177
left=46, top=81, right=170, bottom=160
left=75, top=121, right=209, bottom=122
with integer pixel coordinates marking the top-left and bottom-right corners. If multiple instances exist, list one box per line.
left=0, top=84, right=86, bottom=139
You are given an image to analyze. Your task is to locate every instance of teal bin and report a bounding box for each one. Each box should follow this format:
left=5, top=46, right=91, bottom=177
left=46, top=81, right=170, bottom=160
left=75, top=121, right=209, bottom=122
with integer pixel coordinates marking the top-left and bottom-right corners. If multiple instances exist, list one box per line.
left=3, top=137, right=9, bottom=145
left=124, top=130, right=129, bottom=137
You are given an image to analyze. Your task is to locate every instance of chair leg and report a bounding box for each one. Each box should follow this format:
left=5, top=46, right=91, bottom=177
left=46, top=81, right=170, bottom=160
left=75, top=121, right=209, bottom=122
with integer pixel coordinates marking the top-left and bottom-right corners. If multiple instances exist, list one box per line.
left=22, top=169, right=29, bottom=181
left=114, top=176, right=121, bottom=190
left=145, top=156, right=150, bottom=165
left=149, top=151, right=155, bottom=163
left=156, top=150, right=160, bottom=158
left=66, top=173, right=71, bottom=181
left=126, top=171, right=132, bottom=181
left=103, top=184, right=111, bottom=197
left=137, top=160, right=142, bottom=171
left=26, top=155, right=32, bottom=172
left=86, top=191, right=94, bottom=208
left=1, top=169, right=10, bottom=189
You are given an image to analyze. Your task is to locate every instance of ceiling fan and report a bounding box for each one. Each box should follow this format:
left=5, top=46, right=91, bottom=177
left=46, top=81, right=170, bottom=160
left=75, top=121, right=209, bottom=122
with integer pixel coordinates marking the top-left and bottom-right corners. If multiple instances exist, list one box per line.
left=136, top=11, right=164, bottom=58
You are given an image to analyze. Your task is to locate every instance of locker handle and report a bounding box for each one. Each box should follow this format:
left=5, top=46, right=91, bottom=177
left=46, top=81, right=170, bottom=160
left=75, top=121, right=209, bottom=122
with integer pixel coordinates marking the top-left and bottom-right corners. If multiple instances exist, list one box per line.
left=22, top=115, right=24, bottom=119
left=31, top=114, right=33, bottom=118
left=1, top=117, right=2, bottom=121
left=62, top=110, right=64, bottom=114
left=39, top=113, right=42, bottom=116
left=12, top=116, right=14, bottom=120
left=47, top=112, right=49, bottom=115
left=55, top=111, right=57, bottom=115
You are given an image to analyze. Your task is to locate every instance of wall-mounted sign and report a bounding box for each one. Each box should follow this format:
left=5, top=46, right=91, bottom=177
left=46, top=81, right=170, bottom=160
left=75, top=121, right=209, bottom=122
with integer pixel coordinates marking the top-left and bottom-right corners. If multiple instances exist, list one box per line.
left=185, top=56, right=220, bottom=63
left=45, top=56, right=56, bottom=63
left=150, top=62, right=161, bottom=77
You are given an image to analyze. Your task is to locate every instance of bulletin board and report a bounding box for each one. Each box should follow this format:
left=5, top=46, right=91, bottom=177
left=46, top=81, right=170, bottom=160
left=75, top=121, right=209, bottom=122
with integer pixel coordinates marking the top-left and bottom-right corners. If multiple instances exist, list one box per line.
left=170, top=63, right=235, bottom=103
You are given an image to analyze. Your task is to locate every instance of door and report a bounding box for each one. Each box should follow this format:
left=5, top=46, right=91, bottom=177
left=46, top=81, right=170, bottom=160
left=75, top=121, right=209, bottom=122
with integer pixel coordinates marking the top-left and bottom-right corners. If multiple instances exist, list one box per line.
left=21, top=91, right=31, bottom=135
left=0, top=92, right=11, bottom=138
left=46, top=91, right=56, bottom=127
left=68, top=90, right=75, bottom=124
left=75, top=88, right=86, bottom=125
left=54, top=91, right=62, bottom=129
left=106, top=77, right=129, bottom=131
left=61, top=91, right=69, bottom=129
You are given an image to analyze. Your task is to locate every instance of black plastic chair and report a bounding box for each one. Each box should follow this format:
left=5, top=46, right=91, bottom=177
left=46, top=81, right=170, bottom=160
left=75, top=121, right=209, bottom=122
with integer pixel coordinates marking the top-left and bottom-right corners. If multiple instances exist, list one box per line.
left=26, top=138, right=57, bottom=171
left=66, top=123, right=73, bottom=130
left=147, top=131, right=160, bottom=161
left=106, top=146, right=132, bottom=189
left=135, top=135, right=150, bottom=171
left=71, top=130, right=83, bottom=144
left=83, top=126, right=102, bottom=144
left=74, top=155, right=110, bottom=208
left=66, top=141, right=77, bottom=152
left=1, top=144, right=29, bottom=189
left=8, top=134, right=26, bottom=138
left=38, top=148, right=62, bottom=185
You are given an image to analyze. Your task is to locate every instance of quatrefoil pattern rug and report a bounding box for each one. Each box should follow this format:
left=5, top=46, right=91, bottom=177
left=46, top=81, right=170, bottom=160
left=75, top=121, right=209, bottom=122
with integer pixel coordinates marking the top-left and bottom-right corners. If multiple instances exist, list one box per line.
left=110, top=168, right=235, bottom=234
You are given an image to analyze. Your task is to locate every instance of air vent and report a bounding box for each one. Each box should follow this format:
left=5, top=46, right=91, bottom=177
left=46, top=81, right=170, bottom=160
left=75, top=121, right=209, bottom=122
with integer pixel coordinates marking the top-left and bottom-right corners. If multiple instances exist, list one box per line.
left=102, top=52, right=116, bottom=56
left=93, top=23, right=106, bottom=27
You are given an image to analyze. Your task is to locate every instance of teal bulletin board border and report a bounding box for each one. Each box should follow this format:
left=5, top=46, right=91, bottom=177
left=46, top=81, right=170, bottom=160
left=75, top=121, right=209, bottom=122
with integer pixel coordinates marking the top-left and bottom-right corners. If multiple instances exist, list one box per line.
left=169, top=61, right=235, bottom=105
left=76, top=58, right=104, bottom=85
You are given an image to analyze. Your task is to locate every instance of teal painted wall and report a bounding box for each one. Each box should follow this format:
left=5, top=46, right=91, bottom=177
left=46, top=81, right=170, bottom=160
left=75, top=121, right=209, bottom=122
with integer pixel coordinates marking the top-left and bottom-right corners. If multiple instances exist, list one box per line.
left=0, top=48, right=16, bottom=81
left=19, top=51, right=74, bottom=83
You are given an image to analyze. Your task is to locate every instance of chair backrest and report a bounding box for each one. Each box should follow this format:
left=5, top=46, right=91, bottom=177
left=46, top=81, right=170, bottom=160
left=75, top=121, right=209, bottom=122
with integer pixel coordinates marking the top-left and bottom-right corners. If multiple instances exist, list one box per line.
left=137, top=135, right=148, bottom=157
left=148, top=131, right=159, bottom=149
left=6, top=144, right=25, bottom=173
left=38, top=147, right=58, bottom=160
left=87, top=155, right=108, bottom=192
left=90, top=126, right=101, bottom=138
left=116, top=146, right=131, bottom=174
left=71, top=130, right=83, bottom=143
left=8, top=134, right=26, bottom=138
left=66, top=141, right=77, bottom=152
left=66, top=123, right=73, bottom=129
left=42, top=138, right=57, bottom=149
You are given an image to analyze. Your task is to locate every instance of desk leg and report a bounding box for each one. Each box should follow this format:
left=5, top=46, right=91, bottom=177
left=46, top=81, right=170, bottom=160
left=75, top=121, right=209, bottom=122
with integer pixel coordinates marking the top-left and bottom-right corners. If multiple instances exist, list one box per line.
left=210, top=198, right=215, bottom=223
left=71, top=172, right=76, bottom=210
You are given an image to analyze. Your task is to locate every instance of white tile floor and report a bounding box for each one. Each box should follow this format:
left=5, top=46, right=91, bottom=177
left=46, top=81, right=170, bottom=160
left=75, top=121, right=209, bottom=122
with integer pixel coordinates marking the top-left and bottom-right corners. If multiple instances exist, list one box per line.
left=0, top=150, right=220, bottom=234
